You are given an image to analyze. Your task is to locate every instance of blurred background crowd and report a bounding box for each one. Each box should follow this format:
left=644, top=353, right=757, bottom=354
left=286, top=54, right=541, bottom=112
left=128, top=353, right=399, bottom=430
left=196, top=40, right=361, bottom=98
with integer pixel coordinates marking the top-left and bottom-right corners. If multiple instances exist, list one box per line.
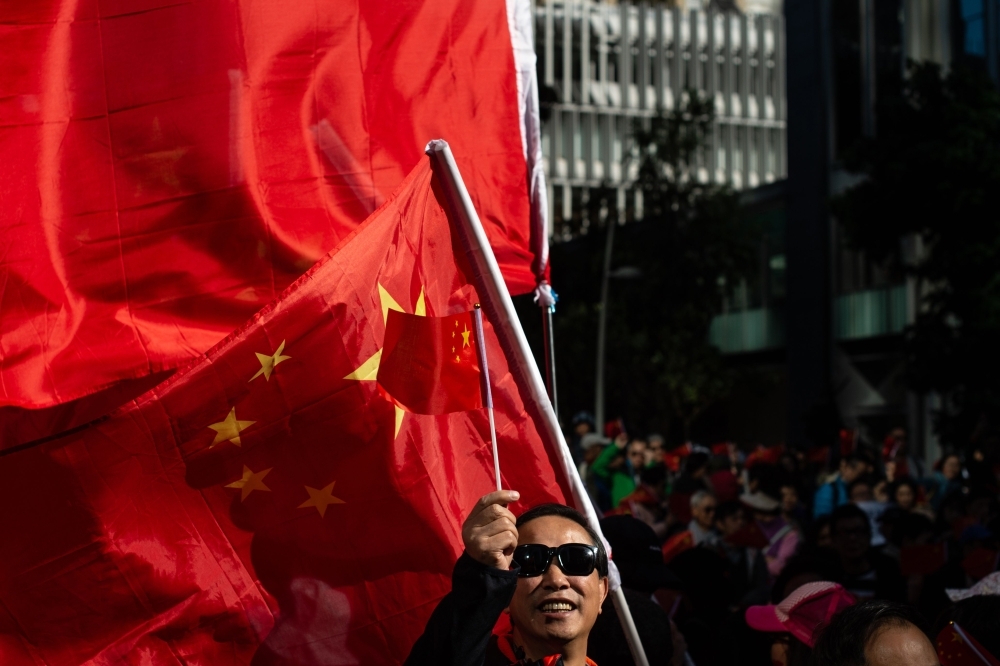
left=565, top=413, right=1000, bottom=665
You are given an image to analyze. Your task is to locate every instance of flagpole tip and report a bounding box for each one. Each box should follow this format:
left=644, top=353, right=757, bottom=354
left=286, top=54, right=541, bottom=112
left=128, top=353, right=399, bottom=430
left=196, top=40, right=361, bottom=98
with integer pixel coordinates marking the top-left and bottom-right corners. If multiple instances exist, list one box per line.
left=424, top=139, right=450, bottom=155
left=474, top=303, right=481, bottom=309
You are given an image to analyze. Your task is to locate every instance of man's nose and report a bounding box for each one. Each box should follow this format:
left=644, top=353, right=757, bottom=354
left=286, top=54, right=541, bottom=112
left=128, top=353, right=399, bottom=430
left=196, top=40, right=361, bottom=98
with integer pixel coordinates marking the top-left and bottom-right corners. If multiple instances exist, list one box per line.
left=541, top=560, right=570, bottom=588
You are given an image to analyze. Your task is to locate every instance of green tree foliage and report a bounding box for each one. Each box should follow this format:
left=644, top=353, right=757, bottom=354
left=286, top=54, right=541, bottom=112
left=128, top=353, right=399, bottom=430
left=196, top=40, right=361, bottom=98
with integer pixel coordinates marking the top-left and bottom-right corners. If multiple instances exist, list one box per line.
left=549, top=93, right=758, bottom=439
left=834, top=62, right=1000, bottom=447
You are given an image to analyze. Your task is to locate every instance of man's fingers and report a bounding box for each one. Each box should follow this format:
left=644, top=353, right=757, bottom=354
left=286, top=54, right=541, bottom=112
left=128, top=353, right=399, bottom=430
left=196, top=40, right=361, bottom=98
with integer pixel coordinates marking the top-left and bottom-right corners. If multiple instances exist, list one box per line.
left=480, top=530, right=518, bottom=555
left=474, top=502, right=516, bottom=525
left=472, top=516, right=518, bottom=540
left=474, top=490, right=520, bottom=512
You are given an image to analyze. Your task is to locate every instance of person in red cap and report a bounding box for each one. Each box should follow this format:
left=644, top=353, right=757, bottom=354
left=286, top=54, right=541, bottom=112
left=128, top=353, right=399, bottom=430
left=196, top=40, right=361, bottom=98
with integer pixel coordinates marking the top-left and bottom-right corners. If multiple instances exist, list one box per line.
left=745, top=581, right=857, bottom=666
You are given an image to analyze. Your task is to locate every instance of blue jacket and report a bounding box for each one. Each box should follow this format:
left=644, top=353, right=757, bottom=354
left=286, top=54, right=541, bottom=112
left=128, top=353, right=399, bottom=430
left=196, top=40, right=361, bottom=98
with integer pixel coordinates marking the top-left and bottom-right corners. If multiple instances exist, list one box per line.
left=813, top=477, right=848, bottom=518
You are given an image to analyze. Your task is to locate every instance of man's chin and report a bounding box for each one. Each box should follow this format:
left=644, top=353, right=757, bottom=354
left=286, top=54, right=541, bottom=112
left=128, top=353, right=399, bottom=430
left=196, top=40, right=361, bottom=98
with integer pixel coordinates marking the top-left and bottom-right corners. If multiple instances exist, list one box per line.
left=536, top=615, right=585, bottom=642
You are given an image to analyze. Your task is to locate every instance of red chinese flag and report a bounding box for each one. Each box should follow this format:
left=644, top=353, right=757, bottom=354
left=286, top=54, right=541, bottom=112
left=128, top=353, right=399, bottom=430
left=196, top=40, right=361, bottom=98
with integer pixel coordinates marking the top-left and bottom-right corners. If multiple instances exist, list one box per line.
left=662, top=531, right=695, bottom=564
left=0, top=157, right=568, bottom=665
left=0, top=0, right=546, bottom=414
left=937, top=623, right=1000, bottom=666
left=377, top=310, right=483, bottom=415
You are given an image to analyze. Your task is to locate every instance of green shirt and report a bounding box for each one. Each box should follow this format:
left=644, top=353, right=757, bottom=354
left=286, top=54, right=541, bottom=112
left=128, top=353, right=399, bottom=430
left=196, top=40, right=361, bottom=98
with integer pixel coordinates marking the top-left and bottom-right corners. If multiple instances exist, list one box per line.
left=590, top=444, right=636, bottom=508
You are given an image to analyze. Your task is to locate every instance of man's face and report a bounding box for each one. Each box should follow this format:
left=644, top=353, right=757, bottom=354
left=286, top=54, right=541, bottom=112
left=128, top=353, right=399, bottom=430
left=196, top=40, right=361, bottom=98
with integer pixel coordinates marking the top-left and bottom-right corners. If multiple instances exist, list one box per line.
left=574, top=422, right=592, bottom=436
left=780, top=486, right=798, bottom=513
left=894, top=484, right=915, bottom=510
left=647, top=439, right=665, bottom=464
left=840, top=459, right=865, bottom=484
left=627, top=441, right=646, bottom=469
left=865, top=623, right=940, bottom=666
left=508, top=516, right=609, bottom=654
left=716, top=510, right=744, bottom=537
left=942, top=456, right=961, bottom=481
left=833, top=516, right=871, bottom=560
left=692, top=497, right=717, bottom=530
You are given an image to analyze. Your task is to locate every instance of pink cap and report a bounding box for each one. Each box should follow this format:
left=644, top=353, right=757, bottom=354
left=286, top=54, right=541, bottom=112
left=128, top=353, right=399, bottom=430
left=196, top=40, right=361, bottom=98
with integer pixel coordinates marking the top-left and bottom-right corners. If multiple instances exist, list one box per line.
left=745, top=582, right=856, bottom=647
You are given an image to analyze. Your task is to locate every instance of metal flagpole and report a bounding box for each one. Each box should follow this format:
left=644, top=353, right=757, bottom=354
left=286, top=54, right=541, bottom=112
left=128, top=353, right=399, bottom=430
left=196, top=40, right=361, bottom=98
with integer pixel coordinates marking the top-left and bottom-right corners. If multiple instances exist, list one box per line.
left=537, top=282, right=559, bottom=420
left=426, top=139, right=650, bottom=666
left=472, top=303, right=501, bottom=491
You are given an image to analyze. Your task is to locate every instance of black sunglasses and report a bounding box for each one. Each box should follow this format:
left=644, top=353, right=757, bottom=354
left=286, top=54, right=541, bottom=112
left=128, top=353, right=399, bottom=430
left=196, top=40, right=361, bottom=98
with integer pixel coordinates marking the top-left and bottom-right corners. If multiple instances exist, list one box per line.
left=512, top=543, right=598, bottom=578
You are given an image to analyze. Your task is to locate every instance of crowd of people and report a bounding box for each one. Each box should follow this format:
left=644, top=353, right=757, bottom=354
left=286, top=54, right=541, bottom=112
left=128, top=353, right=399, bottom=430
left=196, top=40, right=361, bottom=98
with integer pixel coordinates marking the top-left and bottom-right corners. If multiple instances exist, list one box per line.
left=566, top=413, right=1000, bottom=665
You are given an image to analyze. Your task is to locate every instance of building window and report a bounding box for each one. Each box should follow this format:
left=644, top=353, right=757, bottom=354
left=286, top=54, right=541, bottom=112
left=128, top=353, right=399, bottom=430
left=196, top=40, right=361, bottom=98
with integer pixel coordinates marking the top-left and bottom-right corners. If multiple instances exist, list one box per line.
left=960, top=0, right=986, bottom=56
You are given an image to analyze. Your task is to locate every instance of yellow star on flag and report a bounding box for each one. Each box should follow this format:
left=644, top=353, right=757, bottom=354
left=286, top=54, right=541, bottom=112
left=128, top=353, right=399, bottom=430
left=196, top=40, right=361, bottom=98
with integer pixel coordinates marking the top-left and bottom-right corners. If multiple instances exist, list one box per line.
left=298, top=481, right=345, bottom=517
left=461, top=324, right=471, bottom=348
left=250, top=339, right=291, bottom=381
left=208, top=408, right=256, bottom=447
left=225, top=465, right=272, bottom=500
left=343, top=281, right=425, bottom=437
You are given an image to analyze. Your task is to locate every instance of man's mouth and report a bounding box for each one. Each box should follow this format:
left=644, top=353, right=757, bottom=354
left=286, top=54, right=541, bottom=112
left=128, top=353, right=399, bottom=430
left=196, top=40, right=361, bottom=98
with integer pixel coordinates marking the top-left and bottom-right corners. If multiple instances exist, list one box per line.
left=539, top=600, right=576, bottom=613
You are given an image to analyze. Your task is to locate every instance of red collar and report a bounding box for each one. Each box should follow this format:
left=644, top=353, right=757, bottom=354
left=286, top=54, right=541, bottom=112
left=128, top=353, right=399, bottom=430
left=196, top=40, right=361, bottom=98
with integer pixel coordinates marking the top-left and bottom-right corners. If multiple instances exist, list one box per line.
left=495, top=632, right=598, bottom=666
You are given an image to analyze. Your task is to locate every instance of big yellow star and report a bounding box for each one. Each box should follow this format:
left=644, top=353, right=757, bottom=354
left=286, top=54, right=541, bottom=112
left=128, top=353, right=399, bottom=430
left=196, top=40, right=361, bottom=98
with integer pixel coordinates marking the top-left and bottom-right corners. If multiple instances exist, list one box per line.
left=461, top=324, right=471, bottom=348
left=343, top=281, right=425, bottom=437
left=250, top=339, right=291, bottom=382
left=298, top=481, right=345, bottom=517
left=208, top=408, right=256, bottom=447
left=225, top=465, right=272, bottom=501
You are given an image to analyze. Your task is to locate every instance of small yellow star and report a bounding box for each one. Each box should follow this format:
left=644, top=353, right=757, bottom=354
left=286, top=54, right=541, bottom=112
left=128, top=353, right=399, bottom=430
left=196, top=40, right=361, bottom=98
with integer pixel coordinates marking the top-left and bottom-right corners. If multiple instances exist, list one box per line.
left=225, top=465, right=272, bottom=501
left=208, top=408, right=256, bottom=447
left=250, top=340, right=291, bottom=381
left=461, top=324, right=471, bottom=348
left=298, top=481, right=346, bottom=517
left=455, top=354, right=461, bottom=362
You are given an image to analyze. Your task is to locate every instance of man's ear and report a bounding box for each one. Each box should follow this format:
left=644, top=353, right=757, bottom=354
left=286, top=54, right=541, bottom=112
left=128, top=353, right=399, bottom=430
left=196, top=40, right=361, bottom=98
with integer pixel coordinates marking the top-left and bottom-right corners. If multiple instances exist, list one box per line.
left=599, top=576, right=610, bottom=610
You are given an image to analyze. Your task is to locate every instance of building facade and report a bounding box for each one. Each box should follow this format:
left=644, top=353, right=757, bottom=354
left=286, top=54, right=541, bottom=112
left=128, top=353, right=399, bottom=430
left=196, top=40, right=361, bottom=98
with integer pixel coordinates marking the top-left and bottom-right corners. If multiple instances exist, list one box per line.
left=539, top=0, right=997, bottom=456
left=533, top=0, right=786, bottom=239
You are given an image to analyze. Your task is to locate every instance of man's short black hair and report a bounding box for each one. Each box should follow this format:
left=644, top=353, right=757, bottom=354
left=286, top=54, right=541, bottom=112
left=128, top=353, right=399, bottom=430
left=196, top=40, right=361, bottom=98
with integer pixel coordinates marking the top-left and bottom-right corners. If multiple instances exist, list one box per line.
left=810, top=599, right=927, bottom=666
left=829, top=504, right=872, bottom=536
left=517, top=504, right=609, bottom=578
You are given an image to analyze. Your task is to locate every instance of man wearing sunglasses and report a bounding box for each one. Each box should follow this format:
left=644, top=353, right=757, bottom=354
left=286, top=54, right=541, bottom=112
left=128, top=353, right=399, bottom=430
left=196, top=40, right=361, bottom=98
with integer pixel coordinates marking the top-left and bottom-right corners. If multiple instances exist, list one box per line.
left=405, top=490, right=610, bottom=665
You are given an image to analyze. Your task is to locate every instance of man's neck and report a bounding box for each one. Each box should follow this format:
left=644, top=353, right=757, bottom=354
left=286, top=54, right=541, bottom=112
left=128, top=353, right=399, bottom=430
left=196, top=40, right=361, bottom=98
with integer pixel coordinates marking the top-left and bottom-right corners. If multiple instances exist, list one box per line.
left=511, top=627, right=588, bottom=666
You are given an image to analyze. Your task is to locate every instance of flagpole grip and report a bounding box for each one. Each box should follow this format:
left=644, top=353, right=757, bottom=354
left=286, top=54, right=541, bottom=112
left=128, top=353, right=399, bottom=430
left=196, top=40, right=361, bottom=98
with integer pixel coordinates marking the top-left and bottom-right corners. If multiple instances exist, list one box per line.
left=425, top=139, right=650, bottom=666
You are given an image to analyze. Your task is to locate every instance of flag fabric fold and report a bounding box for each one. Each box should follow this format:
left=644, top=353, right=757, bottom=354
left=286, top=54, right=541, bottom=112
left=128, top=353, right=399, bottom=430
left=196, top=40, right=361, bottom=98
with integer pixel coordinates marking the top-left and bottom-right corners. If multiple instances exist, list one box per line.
left=0, top=157, right=568, bottom=665
left=0, top=0, right=547, bottom=413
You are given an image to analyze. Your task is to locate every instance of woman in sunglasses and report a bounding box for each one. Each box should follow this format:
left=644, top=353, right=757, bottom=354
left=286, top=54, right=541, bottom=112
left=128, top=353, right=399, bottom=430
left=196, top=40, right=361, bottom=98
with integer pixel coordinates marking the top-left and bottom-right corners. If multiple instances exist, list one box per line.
left=405, top=490, right=610, bottom=666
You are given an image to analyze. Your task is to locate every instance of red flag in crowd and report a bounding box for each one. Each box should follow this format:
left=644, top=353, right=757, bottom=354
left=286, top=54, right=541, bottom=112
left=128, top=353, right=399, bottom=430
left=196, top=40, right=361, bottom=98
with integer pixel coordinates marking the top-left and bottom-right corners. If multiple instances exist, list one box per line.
left=937, top=623, right=1000, bottom=666
left=0, top=0, right=547, bottom=424
left=0, top=157, right=568, bottom=665
left=662, top=531, right=695, bottom=564
left=745, top=444, right=784, bottom=468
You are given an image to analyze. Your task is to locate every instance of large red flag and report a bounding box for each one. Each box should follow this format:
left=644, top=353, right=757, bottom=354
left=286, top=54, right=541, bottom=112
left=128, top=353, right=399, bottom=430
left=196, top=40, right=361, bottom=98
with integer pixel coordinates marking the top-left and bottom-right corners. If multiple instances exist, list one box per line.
left=0, top=157, right=567, bottom=664
left=0, top=0, right=546, bottom=413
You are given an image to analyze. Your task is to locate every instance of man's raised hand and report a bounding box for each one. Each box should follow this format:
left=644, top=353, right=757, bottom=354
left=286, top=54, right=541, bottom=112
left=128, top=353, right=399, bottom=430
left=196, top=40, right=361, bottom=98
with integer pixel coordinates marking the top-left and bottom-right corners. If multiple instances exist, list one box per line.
left=462, top=490, right=520, bottom=570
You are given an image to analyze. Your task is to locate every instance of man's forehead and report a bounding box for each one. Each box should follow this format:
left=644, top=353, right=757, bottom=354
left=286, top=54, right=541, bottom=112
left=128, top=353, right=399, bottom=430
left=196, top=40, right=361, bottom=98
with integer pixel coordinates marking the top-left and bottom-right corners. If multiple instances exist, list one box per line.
left=517, top=515, right=593, bottom=546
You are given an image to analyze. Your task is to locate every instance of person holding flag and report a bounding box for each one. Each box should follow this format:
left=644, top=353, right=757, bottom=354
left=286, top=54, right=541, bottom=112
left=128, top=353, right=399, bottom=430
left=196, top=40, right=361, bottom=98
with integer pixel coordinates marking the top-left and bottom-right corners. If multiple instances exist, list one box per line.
left=406, top=492, right=609, bottom=666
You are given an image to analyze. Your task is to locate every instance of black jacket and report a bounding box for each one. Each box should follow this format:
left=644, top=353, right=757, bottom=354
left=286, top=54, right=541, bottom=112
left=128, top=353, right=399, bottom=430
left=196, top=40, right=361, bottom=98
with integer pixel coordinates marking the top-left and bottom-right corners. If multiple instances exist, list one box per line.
left=404, top=553, right=519, bottom=666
